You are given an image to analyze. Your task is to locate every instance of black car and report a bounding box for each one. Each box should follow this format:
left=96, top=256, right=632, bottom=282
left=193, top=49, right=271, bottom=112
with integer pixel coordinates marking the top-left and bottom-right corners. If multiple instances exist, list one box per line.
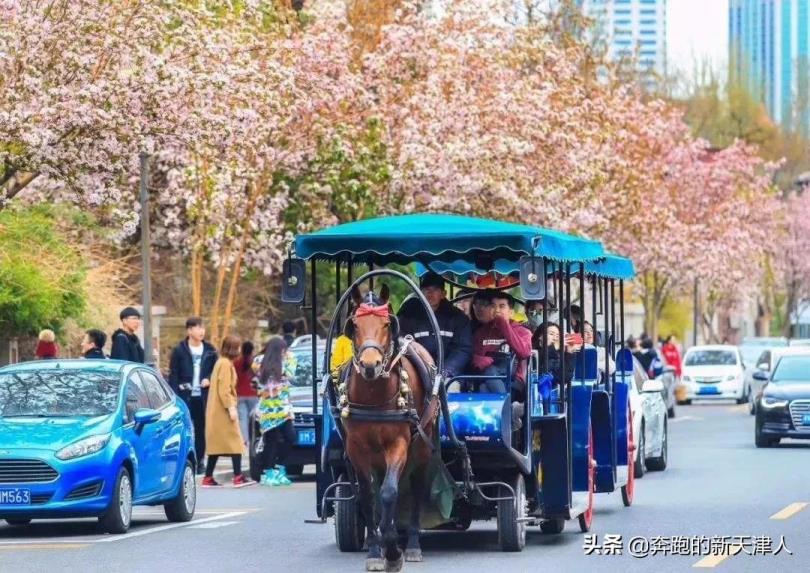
left=754, top=350, right=810, bottom=447
left=248, top=345, right=324, bottom=480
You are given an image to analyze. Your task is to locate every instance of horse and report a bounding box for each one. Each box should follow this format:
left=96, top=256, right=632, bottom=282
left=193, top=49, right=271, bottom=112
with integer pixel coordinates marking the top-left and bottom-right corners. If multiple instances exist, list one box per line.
left=338, top=284, right=438, bottom=572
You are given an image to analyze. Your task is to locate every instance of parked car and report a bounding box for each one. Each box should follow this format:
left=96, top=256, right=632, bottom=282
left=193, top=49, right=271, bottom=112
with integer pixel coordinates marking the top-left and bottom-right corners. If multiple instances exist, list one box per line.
left=629, top=356, right=669, bottom=478
left=754, top=348, right=810, bottom=447
left=248, top=343, right=325, bottom=481
left=788, top=338, right=810, bottom=347
left=0, top=360, right=196, bottom=533
left=680, top=345, right=746, bottom=404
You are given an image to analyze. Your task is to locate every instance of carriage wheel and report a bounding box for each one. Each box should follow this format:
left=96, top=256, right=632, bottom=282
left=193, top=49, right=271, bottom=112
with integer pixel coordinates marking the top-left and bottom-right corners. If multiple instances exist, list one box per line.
left=334, top=474, right=365, bottom=552
left=578, top=426, right=595, bottom=532
left=539, top=518, right=565, bottom=534
left=497, top=473, right=527, bottom=552
left=621, top=408, right=635, bottom=507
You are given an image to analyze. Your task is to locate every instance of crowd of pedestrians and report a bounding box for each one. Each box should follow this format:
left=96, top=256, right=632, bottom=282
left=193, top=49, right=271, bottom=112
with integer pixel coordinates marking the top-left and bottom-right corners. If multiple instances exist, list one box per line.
left=33, top=306, right=299, bottom=489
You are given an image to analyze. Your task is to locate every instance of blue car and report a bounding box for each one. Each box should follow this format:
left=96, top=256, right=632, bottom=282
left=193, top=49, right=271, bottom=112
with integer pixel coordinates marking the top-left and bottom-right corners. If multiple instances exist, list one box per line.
left=0, top=359, right=197, bottom=533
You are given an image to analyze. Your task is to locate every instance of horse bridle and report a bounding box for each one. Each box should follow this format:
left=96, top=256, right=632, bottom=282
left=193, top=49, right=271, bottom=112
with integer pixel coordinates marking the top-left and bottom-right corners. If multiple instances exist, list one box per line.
left=351, top=324, right=395, bottom=376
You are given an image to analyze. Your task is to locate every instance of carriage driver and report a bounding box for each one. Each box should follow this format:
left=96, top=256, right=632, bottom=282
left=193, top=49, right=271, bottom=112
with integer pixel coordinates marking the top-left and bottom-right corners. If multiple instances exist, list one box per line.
left=397, top=273, right=473, bottom=381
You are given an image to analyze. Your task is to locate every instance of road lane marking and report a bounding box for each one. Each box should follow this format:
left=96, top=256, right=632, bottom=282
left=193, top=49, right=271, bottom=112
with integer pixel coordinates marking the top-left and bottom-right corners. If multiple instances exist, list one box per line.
left=189, top=521, right=239, bottom=529
left=93, top=511, right=247, bottom=543
left=0, top=511, right=247, bottom=546
left=0, top=544, right=87, bottom=550
left=670, top=415, right=703, bottom=423
left=770, top=502, right=808, bottom=520
left=692, top=545, right=742, bottom=568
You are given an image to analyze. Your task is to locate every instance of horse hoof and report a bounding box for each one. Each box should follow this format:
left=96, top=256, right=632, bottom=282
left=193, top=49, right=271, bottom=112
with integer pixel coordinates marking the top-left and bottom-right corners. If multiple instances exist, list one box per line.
left=366, top=558, right=385, bottom=572
left=405, top=548, right=423, bottom=562
left=384, top=556, right=404, bottom=572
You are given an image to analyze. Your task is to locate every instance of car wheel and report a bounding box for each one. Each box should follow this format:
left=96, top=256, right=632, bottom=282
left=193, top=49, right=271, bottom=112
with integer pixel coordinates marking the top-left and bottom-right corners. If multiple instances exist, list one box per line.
left=755, top=421, right=776, bottom=448
left=667, top=405, right=675, bottom=419
left=164, top=459, right=197, bottom=523
left=286, top=464, right=304, bottom=477
left=633, top=421, right=646, bottom=479
left=99, top=466, right=133, bottom=534
left=646, top=419, right=667, bottom=471
left=539, top=518, right=565, bottom=534
left=249, top=436, right=263, bottom=482
left=748, top=393, right=756, bottom=415
left=4, top=518, right=32, bottom=526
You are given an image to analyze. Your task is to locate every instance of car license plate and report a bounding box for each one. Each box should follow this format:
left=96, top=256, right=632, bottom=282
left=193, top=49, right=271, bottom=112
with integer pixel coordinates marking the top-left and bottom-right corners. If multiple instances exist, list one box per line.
left=802, top=414, right=810, bottom=426
left=297, top=429, right=316, bottom=446
left=0, top=488, right=31, bottom=505
left=698, top=386, right=720, bottom=395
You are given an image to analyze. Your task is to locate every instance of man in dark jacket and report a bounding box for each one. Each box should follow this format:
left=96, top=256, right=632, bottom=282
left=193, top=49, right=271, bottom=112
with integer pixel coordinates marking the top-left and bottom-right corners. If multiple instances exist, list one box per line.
left=168, top=317, right=218, bottom=474
left=81, top=329, right=107, bottom=359
left=398, top=273, right=473, bottom=381
left=110, top=307, right=145, bottom=363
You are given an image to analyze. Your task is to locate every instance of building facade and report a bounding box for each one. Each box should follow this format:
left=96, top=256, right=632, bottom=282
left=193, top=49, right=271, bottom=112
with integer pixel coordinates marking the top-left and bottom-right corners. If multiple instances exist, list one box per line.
left=578, top=0, right=668, bottom=83
left=729, top=0, right=810, bottom=133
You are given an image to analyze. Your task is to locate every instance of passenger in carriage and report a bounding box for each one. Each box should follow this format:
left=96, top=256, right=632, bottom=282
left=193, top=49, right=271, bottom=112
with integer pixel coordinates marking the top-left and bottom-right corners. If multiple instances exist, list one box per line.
left=397, top=273, right=472, bottom=381
left=470, top=291, right=533, bottom=394
left=582, top=321, right=615, bottom=380
left=470, top=289, right=495, bottom=332
left=532, top=322, right=581, bottom=388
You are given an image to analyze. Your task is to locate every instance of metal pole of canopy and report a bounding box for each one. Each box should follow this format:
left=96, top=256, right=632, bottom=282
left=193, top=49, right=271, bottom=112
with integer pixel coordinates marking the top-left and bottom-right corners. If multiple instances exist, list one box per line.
left=620, top=280, right=626, bottom=351
left=604, top=276, right=611, bottom=395
left=591, top=275, right=598, bottom=344
left=335, top=259, right=341, bottom=305
left=565, top=262, right=573, bottom=507
left=579, top=263, right=585, bottom=382
left=542, top=259, right=549, bottom=367
left=311, top=260, right=318, bottom=416
left=558, top=262, right=566, bottom=405
left=369, top=262, right=374, bottom=291
left=610, top=279, right=617, bottom=361
left=347, top=255, right=353, bottom=292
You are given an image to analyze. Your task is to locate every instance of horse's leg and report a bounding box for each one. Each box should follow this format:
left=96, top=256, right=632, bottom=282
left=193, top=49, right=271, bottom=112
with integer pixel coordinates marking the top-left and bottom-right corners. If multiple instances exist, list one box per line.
left=404, top=466, right=425, bottom=562
left=380, top=443, right=408, bottom=572
left=357, top=470, right=383, bottom=572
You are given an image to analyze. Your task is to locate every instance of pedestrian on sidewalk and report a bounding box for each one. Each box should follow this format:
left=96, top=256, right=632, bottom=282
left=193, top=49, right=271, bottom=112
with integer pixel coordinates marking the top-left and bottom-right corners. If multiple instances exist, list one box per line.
left=110, top=307, right=145, bottom=363
left=35, top=329, right=59, bottom=360
left=81, top=329, right=107, bottom=359
left=202, top=335, right=253, bottom=488
left=256, top=336, right=296, bottom=486
left=168, top=317, right=218, bottom=474
left=234, top=340, right=258, bottom=448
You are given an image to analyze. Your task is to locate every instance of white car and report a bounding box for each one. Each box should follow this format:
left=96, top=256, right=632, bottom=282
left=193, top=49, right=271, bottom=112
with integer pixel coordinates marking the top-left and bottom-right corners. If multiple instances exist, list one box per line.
left=681, top=345, right=746, bottom=404
left=629, top=357, right=669, bottom=478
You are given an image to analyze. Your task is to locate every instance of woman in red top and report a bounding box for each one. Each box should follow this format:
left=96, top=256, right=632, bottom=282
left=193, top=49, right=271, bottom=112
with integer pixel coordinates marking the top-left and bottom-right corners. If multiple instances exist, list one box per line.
left=661, top=335, right=683, bottom=378
left=234, top=341, right=257, bottom=447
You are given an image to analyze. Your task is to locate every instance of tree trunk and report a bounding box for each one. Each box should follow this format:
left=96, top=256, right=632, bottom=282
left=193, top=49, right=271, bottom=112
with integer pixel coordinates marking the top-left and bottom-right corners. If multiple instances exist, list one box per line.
left=208, top=248, right=231, bottom=346
left=220, top=186, right=259, bottom=340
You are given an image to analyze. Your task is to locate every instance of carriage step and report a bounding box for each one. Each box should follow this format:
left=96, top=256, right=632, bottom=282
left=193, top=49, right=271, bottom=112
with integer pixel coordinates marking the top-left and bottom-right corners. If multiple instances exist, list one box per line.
left=307, top=481, right=356, bottom=524
left=475, top=481, right=515, bottom=502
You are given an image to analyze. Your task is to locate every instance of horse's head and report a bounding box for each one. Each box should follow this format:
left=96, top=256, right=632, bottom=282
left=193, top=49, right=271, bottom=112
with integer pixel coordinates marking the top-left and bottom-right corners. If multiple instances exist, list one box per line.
left=348, top=284, right=397, bottom=381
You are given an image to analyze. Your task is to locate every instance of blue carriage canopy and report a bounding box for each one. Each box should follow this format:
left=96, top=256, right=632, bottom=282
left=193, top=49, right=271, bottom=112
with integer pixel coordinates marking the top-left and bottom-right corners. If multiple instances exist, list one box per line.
left=415, top=252, right=636, bottom=280
left=294, top=214, right=605, bottom=265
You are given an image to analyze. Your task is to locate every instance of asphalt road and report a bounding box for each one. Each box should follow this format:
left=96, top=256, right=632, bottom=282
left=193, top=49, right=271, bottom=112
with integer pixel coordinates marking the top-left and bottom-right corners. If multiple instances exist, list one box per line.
left=1, top=402, right=807, bottom=572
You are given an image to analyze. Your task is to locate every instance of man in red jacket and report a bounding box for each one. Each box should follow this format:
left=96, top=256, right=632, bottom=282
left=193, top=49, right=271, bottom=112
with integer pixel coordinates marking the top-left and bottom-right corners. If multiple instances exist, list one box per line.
left=471, top=291, right=533, bottom=394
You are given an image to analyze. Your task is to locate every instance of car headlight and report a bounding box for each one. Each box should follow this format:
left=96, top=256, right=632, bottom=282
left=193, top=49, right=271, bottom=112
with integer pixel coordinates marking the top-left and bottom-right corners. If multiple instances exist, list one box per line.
left=760, top=397, right=788, bottom=409
left=56, top=434, right=111, bottom=461
left=725, top=375, right=737, bottom=382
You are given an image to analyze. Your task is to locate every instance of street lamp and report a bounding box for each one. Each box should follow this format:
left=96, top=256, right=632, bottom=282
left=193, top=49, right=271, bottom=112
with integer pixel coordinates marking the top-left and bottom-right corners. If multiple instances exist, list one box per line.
left=139, top=151, right=154, bottom=365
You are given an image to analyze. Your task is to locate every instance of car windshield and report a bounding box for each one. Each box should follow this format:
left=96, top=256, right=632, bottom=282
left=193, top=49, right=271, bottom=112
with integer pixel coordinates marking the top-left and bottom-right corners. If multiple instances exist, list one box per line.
left=771, top=356, right=810, bottom=383
left=0, top=369, right=120, bottom=418
left=289, top=348, right=325, bottom=388
left=684, top=350, right=737, bottom=366
left=739, top=346, right=763, bottom=365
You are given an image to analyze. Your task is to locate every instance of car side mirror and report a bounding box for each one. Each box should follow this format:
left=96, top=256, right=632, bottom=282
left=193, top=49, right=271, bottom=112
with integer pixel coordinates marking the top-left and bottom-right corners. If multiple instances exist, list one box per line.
left=134, top=408, right=160, bottom=426
left=757, top=362, right=769, bottom=371
left=642, top=379, right=665, bottom=393
left=752, top=371, right=769, bottom=381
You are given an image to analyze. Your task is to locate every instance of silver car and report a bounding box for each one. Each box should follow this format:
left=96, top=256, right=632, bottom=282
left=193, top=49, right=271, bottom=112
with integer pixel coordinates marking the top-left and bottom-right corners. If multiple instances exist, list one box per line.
left=629, top=357, right=669, bottom=479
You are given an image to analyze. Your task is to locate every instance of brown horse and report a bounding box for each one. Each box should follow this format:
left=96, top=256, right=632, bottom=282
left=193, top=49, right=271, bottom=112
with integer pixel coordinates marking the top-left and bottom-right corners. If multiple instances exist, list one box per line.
left=340, top=285, right=436, bottom=572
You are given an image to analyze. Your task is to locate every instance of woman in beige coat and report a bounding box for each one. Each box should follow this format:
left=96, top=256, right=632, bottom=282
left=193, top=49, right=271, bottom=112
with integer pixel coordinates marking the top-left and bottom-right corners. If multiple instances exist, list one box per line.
left=202, top=335, right=253, bottom=488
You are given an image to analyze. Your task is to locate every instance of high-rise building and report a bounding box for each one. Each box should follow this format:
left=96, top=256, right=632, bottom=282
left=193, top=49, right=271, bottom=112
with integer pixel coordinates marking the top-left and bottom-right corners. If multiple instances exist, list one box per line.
left=729, top=0, right=810, bottom=133
left=577, top=0, right=668, bottom=83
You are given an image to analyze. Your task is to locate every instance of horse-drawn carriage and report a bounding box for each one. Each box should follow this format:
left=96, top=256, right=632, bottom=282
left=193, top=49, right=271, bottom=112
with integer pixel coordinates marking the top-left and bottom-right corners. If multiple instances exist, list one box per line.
left=280, top=214, right=637, bottom=570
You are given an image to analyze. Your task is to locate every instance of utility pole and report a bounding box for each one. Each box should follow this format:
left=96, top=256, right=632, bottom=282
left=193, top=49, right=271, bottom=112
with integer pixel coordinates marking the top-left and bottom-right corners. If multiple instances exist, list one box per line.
left=139, top=151, right=154, bottom=365
left=692, top=278, right=699, bottom=348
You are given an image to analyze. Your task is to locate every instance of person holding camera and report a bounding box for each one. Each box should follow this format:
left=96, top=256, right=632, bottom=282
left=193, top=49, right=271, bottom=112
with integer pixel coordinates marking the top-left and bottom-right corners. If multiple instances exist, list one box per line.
left=168, top=317, right=218, bottom=474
